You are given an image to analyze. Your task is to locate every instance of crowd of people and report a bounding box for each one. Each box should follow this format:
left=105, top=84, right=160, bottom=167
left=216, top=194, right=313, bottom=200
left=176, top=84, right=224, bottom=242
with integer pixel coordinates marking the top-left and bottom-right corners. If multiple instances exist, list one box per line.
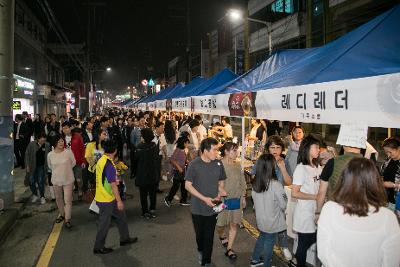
left=14, top=109, right=400, bottom=267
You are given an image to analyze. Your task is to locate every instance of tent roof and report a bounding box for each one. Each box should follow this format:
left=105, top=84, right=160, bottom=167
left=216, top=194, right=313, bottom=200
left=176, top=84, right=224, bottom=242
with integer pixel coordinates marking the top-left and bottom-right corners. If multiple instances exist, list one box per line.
left=218, top=5, right=400, bottom=94
left=162, top=77, right=206, bottom=99
left=180, top=69, right=238, bottom=97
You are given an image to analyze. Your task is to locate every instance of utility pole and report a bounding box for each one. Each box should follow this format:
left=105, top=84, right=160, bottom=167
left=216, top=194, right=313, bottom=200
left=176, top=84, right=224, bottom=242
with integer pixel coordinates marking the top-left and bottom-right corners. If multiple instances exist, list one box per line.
left=0, top=0, right=15, bottom=208
left=186, top=0, right=191, bottom=83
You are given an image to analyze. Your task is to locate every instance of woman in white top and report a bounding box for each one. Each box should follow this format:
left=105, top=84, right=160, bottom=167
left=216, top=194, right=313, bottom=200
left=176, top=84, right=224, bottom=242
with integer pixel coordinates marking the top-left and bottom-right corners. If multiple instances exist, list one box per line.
left=248, top=119, right=267, bottom=146
left=47, top=135, right=76, bottom=228
left=164, top=120, right=178, bottom=179
left=317, top=158, right=400, bottom=267
left=291, top=135, right=322, bottom=267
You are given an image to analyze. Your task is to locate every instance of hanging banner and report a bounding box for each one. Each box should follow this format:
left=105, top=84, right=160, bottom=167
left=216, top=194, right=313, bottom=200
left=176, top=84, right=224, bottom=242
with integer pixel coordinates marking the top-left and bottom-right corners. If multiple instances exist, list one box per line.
left=254, top=72, right=400, bottom=128
left=155, top=100, right=166, bottom=111
left=189, top=73, right=400, bottom=128
left=172, top=97, right=191, bottom=112
left=192, top=94, right=231, bottom=116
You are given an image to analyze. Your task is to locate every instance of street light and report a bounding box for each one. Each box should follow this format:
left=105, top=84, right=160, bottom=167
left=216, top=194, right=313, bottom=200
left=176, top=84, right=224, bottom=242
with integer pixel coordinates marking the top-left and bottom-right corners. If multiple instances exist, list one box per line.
left=227, top=8, right=272, bottom=56
left=89, top=66, right=112, bottom=116
left=228, top=9, right=242, bottom=21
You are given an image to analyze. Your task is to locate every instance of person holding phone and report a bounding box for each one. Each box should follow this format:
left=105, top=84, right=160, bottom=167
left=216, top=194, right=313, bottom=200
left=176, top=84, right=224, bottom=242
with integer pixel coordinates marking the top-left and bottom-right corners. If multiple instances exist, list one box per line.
left=185, top=138, right=227, bottom=267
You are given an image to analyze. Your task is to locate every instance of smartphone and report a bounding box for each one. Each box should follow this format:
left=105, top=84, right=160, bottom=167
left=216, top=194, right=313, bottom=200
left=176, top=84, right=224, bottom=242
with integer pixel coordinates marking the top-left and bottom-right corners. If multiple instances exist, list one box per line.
left=211, top=199, right=222, bottom=205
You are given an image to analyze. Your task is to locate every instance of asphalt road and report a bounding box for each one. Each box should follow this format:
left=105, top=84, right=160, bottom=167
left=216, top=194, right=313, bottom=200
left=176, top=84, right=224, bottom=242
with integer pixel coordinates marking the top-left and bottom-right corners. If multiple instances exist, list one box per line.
left=0, top=180, right=289, bottom=267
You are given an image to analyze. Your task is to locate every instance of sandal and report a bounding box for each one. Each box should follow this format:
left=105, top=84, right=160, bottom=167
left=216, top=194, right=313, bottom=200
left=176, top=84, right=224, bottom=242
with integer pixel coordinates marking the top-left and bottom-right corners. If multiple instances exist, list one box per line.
left=55, top=215, right=65, bottom=223
left=225, top=249, right=237, bottom=260
left=65, top=221, right=72, bottom=229
left=219, top=237, right=228, bottom=247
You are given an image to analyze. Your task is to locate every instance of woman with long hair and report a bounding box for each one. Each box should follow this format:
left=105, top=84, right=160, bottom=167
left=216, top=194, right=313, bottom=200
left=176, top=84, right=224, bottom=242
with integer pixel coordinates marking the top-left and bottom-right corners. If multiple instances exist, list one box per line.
left=291, top=135, right=321, bottom=267
left=85, top=129, right=107, bottom=174
left=250, top=154, right=287, bottom=267
left=264, top=135, right=292, bottom=261
left=47, top=135, right=76, bottom=228
left=164, top=120, right=178, bottom=179
left=318, top=158, right=400, bottom=267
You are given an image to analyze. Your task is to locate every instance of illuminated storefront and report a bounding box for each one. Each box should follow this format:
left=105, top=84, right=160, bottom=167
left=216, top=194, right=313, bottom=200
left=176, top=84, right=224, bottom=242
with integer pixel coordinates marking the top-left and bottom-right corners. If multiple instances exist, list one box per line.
left=13, top=74, right=35, bottom=119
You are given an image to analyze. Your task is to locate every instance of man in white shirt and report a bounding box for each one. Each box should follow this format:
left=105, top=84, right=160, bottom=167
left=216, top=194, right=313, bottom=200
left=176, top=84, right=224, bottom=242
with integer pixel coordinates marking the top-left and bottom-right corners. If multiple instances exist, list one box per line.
left=195, top=115, right=207, bottom=142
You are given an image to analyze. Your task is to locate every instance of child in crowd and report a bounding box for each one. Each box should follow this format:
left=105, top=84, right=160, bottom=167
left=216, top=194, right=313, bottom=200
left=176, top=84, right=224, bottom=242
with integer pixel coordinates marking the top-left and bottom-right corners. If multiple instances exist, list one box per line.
left=114, top=155, right=128, bottom=201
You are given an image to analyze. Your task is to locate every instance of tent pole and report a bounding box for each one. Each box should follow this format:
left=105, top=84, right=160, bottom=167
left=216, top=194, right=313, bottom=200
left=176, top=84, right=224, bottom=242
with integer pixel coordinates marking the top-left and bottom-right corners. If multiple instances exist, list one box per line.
left=241, top=117, right=245, bottom=171
left=388, top=128, right=392, bottom=138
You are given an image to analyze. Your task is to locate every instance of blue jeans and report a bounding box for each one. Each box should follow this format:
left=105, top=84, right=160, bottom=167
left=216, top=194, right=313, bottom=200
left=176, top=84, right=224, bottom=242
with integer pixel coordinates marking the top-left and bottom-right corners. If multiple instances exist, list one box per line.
left=30, top=165, right=45, bottom=198
left=251, top=231, right=277, bottom=267
left=277, top=230, right=289, bottom=248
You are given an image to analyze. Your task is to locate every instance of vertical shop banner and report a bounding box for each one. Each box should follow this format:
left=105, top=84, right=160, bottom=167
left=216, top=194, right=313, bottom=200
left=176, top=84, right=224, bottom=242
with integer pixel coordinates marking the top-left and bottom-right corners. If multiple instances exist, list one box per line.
left=228, top=92, right=257, bottom=117
left=236, top=50, right=245, bottom=75
left=172, top=97, right=191, bottom=112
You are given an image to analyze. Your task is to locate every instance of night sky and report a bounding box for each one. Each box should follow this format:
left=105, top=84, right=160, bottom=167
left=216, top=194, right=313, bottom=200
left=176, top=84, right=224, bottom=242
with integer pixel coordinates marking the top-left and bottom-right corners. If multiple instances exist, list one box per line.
left=42, top=0, right=244, bottom=93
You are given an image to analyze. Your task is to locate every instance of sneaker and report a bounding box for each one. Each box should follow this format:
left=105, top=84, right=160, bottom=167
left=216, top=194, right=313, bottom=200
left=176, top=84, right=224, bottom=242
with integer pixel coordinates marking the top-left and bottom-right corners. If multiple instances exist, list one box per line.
left=164, top=197, right=171, bottom=207
left=148, top=210, right=157, bottom=218
left=31, top=195, right=39, bottom=203
left=141, top=213, right=151, bottom=219
left=40, top=197, right=46, bottom=205
left=250, top=259, right=264, bottom=267
left=120, top=237, right=138, bottom=246
left=179, top=201, right=190, bottom=206
left=282, top=248, right=293, bottom=261
left=93, top=247, right=113, bottom=254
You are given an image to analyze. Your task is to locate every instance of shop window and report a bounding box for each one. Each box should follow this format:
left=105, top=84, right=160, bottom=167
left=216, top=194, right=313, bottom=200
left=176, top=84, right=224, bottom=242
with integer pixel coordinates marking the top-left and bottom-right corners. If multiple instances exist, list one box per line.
left=27, top=20, right=33, bottom=33
left=250, top=0, right=304, bottom=34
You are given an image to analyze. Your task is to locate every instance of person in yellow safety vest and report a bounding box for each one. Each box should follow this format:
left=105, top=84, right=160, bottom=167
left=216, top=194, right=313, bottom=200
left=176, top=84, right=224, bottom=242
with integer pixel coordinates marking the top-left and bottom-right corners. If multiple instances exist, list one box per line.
left=93, top=140, right=138, bottom=254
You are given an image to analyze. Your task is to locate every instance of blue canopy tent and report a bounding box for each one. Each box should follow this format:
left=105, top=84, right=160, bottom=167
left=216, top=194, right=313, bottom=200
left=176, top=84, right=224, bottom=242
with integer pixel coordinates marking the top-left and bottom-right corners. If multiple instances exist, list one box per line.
left=207, top=49, right=317, bottom=95
left=221, top=5, right=400, bottom=94
left=191, top=6, right=400, bottom=128
left=162, top=77, right=206, bottom=100
left=178, top=69, right=238, bottom=97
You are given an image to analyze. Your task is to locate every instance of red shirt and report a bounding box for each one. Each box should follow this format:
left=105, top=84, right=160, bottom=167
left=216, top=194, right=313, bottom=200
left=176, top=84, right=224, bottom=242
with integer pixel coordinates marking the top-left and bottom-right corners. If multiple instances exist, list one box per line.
left=71, top=132, right=86, bottom=165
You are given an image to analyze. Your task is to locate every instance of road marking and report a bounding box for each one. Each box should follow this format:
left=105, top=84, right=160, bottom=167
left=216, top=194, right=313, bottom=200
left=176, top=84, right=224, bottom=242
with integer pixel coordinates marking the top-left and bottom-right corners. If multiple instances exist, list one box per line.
left=242, top=218, right=260, bottom=239
left=36, top=222, right=63, bottom=267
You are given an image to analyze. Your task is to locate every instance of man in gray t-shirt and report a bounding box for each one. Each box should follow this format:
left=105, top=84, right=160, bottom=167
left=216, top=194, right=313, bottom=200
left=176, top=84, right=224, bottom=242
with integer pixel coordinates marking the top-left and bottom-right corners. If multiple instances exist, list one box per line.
left=185, top=138, right=227, bottom=267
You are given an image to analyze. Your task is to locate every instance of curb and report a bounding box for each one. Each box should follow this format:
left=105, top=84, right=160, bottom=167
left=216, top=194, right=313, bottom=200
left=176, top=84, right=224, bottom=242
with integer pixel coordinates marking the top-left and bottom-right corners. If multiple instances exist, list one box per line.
left=0, top=188, right=31, bottom=243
